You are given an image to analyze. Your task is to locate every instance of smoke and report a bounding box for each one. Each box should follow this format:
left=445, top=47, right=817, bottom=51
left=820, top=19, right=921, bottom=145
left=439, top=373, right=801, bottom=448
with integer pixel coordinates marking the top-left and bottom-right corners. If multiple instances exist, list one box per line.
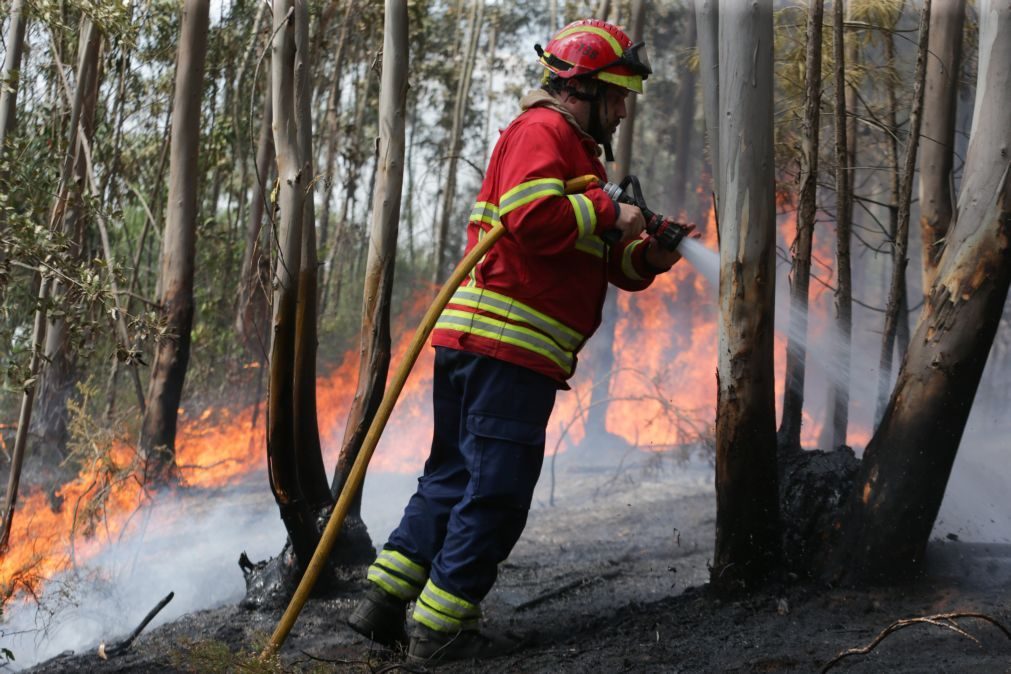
left=0, top=482, right=285, bottom=669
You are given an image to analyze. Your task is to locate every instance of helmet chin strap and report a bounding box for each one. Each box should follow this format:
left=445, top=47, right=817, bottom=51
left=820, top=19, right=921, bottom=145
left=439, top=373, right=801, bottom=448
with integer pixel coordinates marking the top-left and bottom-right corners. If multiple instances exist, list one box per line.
left=561, top=79, right=614, bottom=160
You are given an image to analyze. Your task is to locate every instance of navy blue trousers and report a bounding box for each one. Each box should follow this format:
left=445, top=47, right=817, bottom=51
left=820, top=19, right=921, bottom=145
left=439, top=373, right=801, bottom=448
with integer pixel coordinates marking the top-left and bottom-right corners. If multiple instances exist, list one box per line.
left=386, top=347, right=557, bottom=604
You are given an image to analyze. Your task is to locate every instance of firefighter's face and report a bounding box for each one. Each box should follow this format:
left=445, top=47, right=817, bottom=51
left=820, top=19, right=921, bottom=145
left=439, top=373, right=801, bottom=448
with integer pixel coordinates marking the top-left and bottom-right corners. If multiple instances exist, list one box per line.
left=598, top=85, right=630, bottom=137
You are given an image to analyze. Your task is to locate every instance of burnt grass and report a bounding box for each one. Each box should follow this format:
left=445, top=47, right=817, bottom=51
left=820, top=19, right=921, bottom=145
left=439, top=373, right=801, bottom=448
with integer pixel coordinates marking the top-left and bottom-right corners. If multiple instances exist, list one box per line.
left=25, top=449, right=1011, bottom=673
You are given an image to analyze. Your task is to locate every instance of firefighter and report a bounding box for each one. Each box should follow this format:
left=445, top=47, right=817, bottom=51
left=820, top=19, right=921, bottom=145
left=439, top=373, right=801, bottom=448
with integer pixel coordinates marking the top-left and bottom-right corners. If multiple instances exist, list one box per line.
left=349, top=18, right=689, bottom=662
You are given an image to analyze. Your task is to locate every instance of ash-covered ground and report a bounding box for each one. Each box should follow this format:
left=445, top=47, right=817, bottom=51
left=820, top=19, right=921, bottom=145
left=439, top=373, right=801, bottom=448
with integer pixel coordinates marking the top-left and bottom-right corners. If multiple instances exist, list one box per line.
left=16, top=446, right=1011, bottom=673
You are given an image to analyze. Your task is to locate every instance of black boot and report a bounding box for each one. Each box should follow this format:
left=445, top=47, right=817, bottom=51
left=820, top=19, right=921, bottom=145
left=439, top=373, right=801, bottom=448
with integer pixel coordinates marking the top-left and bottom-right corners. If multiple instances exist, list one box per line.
left=407, top=621, right=522, bottom=663
left=347, top=587, right=408, bottom=648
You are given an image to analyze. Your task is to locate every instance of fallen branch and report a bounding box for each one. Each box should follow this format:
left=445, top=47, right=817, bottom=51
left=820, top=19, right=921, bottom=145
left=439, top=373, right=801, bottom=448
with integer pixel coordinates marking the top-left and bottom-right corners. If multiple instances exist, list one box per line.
left=515, top=570, right=621, bottom=612
left=98, top=591, right=175, bottom=659
left=821, top=611, right=1011, bottom=673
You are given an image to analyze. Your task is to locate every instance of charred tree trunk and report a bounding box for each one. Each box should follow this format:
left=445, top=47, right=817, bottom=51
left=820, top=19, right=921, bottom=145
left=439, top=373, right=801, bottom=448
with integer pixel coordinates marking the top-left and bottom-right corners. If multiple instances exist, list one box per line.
left=919, top=0, right=965, bottom=294
left=822, top=0, right=853, bottom=451
left=876, top=2, right=930, bottom=426
left=139, top=0, right=209, bottom=485
left=329, top=0, right=409, bottom=565
left=710, top=0, right=780, bottom=593
left=779, top=0, right=824, bottom=452
left=33, top=18, right=102, bottom=453
left=829, top=0, right=1011, bottom=584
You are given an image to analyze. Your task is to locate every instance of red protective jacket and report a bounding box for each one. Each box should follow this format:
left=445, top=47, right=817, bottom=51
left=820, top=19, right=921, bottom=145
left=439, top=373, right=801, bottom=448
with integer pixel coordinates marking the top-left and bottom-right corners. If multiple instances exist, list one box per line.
left=431, top=91, right=661, bottom=384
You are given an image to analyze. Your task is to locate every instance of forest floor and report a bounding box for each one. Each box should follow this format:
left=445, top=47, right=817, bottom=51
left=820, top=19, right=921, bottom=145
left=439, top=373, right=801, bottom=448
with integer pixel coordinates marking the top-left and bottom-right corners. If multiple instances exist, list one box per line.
left=20, top=448, right=1011, bottom=673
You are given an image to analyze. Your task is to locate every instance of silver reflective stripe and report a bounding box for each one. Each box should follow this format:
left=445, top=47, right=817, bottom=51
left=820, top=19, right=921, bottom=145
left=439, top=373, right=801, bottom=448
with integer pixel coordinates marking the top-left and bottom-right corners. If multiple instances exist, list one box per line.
left=499, top=179, right=564, bottom=215
left=419, top=582, right=480, bottom=618
left=436, top=311, right=574, bottom=372
left=413, top=600, right=479, bottom=632
left=375, top=549, right=426, bottom=585
left=469, top=201, right=500, bottom=226
left=451, top=286, right=582, bottom=351
left=367, top=567, right=419, bottom=600
left=575, top=236, right=605, bottom=258
left=567, top=193, right=597, bottom=239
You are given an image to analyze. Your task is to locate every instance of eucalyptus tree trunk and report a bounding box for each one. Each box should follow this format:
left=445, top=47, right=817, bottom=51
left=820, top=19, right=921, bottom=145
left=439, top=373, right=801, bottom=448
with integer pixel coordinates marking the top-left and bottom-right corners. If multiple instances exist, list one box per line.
left=139, top=0, right=209, bottom=485
left=330, top=0, right=409, bottom=563
left=33, top=18, right=102, bottom=453
left=266, top=0, right=328, bottom=568
left=0, top=0, right=28, bottom=164
left=710, top=0, right=780, bottom=593
left=672, top=9, right=697, bottom=218
left=583, top=0, right=645, bottom=450
left=830, top=0, right=1011, bottom=583
left=821, top=0, right=853, bottom=451
left=779, top=0, right=824, bottom=452
left=694, top=0, right=719, bottom=198
left=432, top=0, right=483, bottom=284
left=919, top=0, right=965, bottom=293
left=291, top=0, right=333, bottom=515
left=875, top=2, right=930, bottom=426
left=236, top=74, right=274, bottom=359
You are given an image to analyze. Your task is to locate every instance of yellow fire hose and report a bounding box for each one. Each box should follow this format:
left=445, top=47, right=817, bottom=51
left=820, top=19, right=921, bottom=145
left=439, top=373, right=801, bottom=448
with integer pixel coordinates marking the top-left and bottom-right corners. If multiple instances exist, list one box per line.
left=261, top=175, right=599, bottom=659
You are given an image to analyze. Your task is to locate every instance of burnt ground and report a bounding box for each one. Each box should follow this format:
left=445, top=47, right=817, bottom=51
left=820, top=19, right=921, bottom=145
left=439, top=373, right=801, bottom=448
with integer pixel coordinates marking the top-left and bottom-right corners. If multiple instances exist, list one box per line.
left=21, top=449, right=1011, bottom=673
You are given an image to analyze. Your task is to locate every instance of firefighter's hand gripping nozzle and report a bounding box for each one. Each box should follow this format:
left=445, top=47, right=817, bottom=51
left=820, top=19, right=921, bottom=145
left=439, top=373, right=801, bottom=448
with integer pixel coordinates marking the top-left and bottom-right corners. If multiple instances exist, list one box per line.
left=601, top=175, right=690, bottom=252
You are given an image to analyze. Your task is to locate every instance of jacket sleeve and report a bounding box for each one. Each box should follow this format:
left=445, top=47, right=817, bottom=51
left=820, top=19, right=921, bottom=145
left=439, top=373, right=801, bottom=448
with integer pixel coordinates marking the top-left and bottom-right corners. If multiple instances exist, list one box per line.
left=607, top=237, right=659, bottom=291
left=495, top=121, right=618, bottom=256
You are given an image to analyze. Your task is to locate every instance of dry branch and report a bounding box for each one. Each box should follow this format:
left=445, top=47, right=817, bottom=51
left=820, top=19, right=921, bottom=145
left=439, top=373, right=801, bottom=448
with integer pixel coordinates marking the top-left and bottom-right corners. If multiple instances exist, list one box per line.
left=515, top=570, right=621, bottom=612
left=97, top=591, right=175, bottom=659
left=821, top=612, right=1011, bottom=673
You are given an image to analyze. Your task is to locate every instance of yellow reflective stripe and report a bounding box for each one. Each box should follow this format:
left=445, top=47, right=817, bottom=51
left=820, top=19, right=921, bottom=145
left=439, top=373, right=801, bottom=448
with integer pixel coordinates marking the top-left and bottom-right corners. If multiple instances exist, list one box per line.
left=419, top=580, right=480, bottom=619
left=575, top=236, right=605, bottom=258
left=367, top=568, right=420, bottom=600
left=469, top=201, right=500, bottom=227
left=554, top=25, right=624, bottom=55
left=597, top=70, right=644, bottom=94
left=413, top=599, right=479, bottom=632
left=567, top=193, right=597, bottom=240
left=622, top=238, right=646, bottom=281
left=499, top=178, right=564, bottom=215
left=375, top=549, right=427, bottom=586
left=436, top=310, right=574, bottom=373
left=450, top=286, right=583, bottom=350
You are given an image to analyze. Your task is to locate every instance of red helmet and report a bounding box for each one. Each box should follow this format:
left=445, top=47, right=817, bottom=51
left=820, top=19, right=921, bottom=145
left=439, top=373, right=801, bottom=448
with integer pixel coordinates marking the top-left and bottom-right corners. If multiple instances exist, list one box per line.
left=536, top=19, right=652, bottom=94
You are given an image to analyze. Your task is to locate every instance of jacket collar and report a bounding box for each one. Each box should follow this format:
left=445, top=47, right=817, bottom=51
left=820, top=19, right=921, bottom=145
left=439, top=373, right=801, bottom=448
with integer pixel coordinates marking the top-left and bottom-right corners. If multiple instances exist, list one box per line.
left=519, top=89, right=602, bottom=156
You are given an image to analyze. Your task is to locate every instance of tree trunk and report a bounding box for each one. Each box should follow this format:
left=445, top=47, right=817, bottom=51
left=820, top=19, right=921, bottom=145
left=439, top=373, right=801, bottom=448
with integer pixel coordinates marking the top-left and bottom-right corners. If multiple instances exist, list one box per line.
left=876, top=2, right=930, bottom=426
left=33, top=18, right=102, bottom=453
left=266, top=0, right=325, bottom=569
left=919, top=0, right=965, bottom=294
left=236, top=72, right=274, bottom=360
left=822, top=0, right=853, bottom=451
left=139, top=0, right=209, bottom=486
left=778, top=0, right=824, bottom=452
left=0, top=0, right=28, bottom=164
left=292, top=0, right=333, bottom=512
left=330, top=0, right=409, bottom=563
left=672, top=8, right=697, bottom=219
left=831, top=0, right=1010, bottom=584
left=432, top=0, right=483, bottom=284
left=711, top=0, right=780, bottom=593
left=695, top=0, right=720, bottom=198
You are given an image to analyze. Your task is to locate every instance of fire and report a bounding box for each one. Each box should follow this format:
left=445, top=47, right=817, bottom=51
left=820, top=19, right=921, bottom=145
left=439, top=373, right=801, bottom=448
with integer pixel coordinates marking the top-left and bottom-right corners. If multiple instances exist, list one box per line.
left=2, top=200, right=875, bottom=608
